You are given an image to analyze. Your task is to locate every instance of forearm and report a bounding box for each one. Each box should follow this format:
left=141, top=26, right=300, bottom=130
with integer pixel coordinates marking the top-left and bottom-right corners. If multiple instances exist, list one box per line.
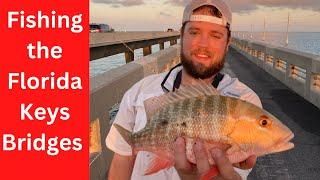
left=108, top=154, right=135, bottom=180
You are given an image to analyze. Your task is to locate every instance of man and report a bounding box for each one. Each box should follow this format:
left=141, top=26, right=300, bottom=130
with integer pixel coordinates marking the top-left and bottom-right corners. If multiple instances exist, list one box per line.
left=106, top=0, right=262, bottom=179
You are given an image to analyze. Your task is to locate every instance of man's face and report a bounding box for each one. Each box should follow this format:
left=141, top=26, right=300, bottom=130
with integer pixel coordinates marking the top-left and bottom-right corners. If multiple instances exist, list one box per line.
left=181, top=21, right=229, bottom=79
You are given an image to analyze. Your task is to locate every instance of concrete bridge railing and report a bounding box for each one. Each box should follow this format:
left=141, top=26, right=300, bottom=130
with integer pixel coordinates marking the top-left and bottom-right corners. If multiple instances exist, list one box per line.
left=90, top=32, right=180, bottom=62
left=231, top=38, right=320, bottom=109
left=89, top=45, right=181, bottom=180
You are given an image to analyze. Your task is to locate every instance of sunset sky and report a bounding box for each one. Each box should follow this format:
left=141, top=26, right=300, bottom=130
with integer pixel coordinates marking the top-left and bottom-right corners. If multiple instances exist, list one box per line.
left=90, top=0, right=320, bottom=32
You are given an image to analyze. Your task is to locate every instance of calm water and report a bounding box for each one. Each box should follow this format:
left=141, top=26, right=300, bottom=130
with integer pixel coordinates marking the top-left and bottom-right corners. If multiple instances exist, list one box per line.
left=90, top=32, right=320, bottom=77
left=90, top=41, right=173, bottom=77
left=235, top=32, right=320, bottom=55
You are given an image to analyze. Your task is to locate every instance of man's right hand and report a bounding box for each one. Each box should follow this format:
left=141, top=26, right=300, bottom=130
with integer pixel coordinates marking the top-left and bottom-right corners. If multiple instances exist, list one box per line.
left=174, top=137, right=242, bottom=180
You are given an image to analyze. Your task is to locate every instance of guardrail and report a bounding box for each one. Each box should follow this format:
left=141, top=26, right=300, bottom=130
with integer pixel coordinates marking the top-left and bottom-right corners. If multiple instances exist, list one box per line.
left=231, top=38, right=320, bottom=109
left=89, top=45, right=181, bottom=180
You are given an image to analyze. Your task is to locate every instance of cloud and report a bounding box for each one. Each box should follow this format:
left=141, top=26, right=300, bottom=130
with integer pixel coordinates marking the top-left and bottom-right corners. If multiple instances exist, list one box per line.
left=111, top=4, right=121, bottom=8
left=230, top=0, right=320, bottom=13
left=165, top=0, right=320, bottom=12
left=91, top=0, right=144, bottom=7
left=160, top=12, right=173, bottom=17
left=164, top=0, right=188, bottom=6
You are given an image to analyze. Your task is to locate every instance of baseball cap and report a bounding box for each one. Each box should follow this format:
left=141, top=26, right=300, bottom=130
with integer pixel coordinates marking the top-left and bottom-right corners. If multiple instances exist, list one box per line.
left=182, top=0, right=232, bottom=28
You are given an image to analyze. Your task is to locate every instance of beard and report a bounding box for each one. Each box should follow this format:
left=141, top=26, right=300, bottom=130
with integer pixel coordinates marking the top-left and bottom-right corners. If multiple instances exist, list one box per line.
left=181, top=47, right=227, bottom=79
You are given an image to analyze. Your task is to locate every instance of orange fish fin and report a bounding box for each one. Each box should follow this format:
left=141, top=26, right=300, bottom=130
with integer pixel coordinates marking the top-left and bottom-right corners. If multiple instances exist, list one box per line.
left=200, top=166, right=219, bottom=180
left=179, top=80, right=219, bottom=96
left=204, top=140, right=231, bottom=151
left=144, top=155, right=174, bottom=175
left=185, top=138, right=196, bottom=164
left=226, top=143, right=241, bottom=155
left=201, top=141, right=231, bottom=165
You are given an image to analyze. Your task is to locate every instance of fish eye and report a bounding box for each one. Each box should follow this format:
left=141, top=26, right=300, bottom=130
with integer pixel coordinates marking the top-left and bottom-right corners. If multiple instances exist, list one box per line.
left=259, top=119, right=270, bottom=127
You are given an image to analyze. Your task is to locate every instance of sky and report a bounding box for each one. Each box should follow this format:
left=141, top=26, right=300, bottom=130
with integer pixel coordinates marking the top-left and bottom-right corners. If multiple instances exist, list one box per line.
left=90, top=0, right=320, bottom=32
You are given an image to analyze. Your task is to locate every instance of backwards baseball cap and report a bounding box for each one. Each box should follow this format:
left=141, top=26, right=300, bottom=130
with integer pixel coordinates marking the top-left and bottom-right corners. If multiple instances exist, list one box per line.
left=182, top=0, right=232, bottom=29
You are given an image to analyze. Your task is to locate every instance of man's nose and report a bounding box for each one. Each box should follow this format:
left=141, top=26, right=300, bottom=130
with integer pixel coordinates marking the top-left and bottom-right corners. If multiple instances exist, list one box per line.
left=198, top=34, right=209, bottom=48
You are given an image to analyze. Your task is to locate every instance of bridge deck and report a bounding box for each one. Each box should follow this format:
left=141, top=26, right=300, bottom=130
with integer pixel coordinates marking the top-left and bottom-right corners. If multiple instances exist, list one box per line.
left=227, top=48, right=320, bottom=180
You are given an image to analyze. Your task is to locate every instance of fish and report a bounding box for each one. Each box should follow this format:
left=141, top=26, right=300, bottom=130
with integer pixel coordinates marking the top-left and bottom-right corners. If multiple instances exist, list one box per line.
left=114, top=80, right=294, bottom=177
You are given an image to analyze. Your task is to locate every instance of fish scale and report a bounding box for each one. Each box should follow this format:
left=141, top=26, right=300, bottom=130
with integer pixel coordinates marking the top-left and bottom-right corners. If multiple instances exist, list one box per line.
left=134, top=96, right=229, bottom=150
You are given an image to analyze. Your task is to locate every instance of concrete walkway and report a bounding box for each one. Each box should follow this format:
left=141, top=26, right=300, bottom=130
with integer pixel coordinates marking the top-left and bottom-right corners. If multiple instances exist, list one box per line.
left=227, top=48, right=320, bottom=180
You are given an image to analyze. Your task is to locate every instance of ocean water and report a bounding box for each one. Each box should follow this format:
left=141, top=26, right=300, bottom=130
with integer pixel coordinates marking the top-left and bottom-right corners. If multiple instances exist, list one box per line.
left=234, top=32, right=320, bottom=56
left=90, top=32, right=320, bottom=77
left=90, top=41, right=173, bottom=77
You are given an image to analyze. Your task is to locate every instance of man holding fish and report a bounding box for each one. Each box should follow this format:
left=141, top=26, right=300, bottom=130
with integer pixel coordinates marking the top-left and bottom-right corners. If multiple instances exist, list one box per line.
left=106, top=0, right=294, bottom=179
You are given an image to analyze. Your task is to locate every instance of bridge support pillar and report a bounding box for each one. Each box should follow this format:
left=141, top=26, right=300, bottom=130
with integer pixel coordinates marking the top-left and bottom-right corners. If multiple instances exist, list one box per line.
left=170, top=40, right=177, bottom=46
left=125, top=51, right=134, bottom=63
left=143, top=46, right=152, bottom=56
left=159, top=42, right=165, bottom=50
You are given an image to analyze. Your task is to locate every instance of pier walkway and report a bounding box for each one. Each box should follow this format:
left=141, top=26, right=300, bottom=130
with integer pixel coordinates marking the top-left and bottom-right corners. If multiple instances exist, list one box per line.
left=226, top=48, right=320, bottom=179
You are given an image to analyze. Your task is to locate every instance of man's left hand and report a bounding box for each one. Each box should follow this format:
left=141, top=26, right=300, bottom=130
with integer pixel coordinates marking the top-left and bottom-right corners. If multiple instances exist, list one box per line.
left=233, top=155, right=257, bottom=170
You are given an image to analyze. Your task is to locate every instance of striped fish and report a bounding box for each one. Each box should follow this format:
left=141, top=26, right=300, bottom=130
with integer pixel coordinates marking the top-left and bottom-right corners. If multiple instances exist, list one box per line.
left=114, top=80, right=294, bottom=176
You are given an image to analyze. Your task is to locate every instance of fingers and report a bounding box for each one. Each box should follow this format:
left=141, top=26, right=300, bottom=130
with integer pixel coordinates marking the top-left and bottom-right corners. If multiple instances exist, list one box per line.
left=241, top=155, right=257, bottom=169
left=174, top=138, right=247, bottom=180
left=233, top=155, right=257, bottom=170
left=174, top=137, right=193, bottom=172
left=210, top=148, right=241, bottom=180
left=193, top=140, right=210, bottom=175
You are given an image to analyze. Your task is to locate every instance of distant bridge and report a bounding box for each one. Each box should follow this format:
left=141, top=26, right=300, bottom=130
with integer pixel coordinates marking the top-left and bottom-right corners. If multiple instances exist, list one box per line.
left=90, top=31, right=180, bottom=62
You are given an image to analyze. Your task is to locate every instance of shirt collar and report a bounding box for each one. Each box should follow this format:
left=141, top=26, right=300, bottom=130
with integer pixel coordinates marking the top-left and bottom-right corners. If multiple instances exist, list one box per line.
left=161, top=64, right=183, bottom=92
left=161, top=64, right=225, bottom=92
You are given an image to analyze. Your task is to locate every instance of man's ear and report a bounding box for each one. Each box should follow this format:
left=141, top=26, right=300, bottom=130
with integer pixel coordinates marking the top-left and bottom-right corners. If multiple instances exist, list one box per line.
left=226, top=37, right=231, bottom=51
left=180, top=28, right=184, bottom=45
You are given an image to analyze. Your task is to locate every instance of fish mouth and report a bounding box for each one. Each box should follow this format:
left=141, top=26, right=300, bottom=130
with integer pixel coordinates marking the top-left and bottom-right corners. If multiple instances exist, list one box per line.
left=271, top=133, right=294, bottom=153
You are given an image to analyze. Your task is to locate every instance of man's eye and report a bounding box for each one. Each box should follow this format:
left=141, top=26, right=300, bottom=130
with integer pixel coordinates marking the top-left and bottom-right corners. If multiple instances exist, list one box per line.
left=189, top=31, right=199, bottom=35
left=211, top=34, right=222, bottom=39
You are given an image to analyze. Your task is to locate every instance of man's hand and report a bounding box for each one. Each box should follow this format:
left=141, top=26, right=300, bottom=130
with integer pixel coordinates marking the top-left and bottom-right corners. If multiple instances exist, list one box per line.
left=174, top=137, right=255, bottom=180
left=233, top=155, right=256, bottom=170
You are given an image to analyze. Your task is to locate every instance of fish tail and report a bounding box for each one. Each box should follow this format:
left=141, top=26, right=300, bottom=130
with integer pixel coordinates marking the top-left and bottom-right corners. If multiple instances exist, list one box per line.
left=113, top=123, right=133, bottom=146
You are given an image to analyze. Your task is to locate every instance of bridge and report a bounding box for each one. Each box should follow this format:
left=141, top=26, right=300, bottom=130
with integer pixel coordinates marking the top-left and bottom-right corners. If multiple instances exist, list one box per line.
left=90, top=31, right=180, bottom=62
left=89, top=32, right=320, bottom=180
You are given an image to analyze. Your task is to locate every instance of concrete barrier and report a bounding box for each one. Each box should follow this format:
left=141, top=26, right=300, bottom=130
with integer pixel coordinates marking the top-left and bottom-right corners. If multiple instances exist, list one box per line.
left=90, top=31, right=180, bottom=47
left=89, top=45, right=180, bottom=180
left=231, top=38, right=320, bottom=109
left=90, top=32, right=180, bottom=61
